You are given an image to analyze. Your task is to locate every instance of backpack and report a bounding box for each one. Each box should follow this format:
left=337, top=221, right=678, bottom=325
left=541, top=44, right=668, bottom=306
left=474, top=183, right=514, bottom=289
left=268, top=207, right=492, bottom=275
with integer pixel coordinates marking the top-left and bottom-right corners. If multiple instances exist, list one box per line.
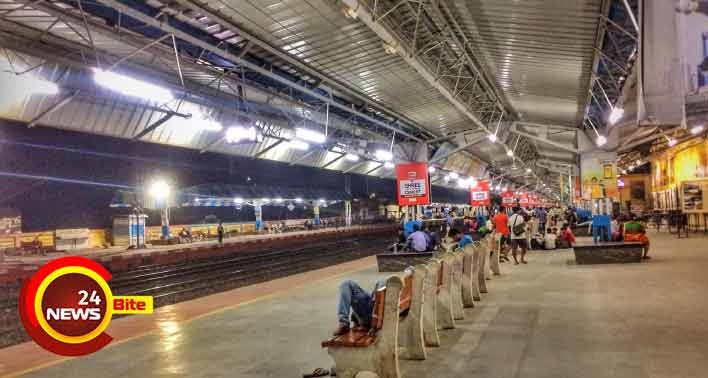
left=511, top=215, right=525, bottom=237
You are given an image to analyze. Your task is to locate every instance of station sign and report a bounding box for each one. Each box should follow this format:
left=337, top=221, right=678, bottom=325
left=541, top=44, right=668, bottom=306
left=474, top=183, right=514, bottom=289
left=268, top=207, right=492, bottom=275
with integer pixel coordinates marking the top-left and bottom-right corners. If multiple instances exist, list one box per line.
left=501, top=191, right=515, bottom=208
left=396, top=162, right=430, bottom=206
left=19, top=256, right=153, bottom=356
left=518, top=193, right=530, bottom=208
left=529, top=195, right=539, bottom=208
left=469, top=180, right=490, bottom=207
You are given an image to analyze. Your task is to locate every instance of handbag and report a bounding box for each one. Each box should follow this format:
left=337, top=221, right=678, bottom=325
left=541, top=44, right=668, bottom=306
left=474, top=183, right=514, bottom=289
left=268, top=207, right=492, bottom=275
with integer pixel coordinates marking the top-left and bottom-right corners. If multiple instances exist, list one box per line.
left=512, top=215, right=525, bottom=237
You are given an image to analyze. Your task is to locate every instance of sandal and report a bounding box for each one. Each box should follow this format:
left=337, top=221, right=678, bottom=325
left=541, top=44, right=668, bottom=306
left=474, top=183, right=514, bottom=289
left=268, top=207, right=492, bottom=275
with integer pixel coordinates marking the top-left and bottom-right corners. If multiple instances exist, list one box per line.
left=304, top=368, right=330, bottom=378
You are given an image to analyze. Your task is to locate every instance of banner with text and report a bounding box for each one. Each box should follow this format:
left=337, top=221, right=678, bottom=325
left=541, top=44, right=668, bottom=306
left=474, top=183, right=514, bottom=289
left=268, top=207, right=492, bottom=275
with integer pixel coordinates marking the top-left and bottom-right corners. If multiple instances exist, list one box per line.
left=470, top=180, right=490, bottom=207
left=396, top=162, right=430, bottom=206
left=518, top=193, right=530, bottom=208
left=501, top=191, right=515, bottom=208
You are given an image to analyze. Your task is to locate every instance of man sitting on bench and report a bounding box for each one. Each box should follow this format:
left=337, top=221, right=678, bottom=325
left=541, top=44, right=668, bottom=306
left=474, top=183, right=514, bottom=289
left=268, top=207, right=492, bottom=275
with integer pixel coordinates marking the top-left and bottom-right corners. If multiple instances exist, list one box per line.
left=624, top=216, right=650, bottom=260
left=333, top=279, right=386, bottom=336
left=448, top=227, right=473, bottom=249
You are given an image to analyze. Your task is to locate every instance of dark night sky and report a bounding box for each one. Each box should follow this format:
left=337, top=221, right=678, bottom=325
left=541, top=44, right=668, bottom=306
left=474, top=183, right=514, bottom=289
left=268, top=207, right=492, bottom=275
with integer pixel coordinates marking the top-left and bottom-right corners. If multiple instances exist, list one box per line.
left=0, top=121, right=469, bottom=231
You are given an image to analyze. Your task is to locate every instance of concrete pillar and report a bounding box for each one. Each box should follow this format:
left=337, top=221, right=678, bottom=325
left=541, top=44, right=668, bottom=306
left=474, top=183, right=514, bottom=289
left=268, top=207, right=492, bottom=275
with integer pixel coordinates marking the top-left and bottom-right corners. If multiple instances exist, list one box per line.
left=160, top=207, right=170, bottom=239
left=345, top=200, right=352, bottom=226
left=254, top=200, right=263, bottom=231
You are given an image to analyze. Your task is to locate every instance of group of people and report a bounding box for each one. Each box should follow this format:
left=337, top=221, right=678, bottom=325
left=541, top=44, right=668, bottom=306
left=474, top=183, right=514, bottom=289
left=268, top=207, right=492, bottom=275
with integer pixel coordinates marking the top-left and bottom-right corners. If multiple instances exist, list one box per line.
left=393, top=224, right=443, bottom=252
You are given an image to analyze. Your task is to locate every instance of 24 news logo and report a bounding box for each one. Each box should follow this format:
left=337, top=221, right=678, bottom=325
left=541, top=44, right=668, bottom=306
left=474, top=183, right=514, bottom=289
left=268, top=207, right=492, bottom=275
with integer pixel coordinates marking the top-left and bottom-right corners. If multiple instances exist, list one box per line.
left=18, top=256, right=153, bottom=356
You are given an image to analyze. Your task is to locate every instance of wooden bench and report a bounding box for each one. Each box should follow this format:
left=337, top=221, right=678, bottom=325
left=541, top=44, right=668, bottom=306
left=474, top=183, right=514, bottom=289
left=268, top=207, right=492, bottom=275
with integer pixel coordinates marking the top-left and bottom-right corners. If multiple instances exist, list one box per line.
left=321, top=276, right=404, bottom=378
left=573, top=241, right=644, bottom=264
left=397, top=266, right=428, bottom=360
left=461, top=244, right=479, bottom=307
left=435, top=255, right=456, bottom=330
left=477, top=240, right=489, bottom=294
left=449, top=251, right=465, bottom=321
left=422, top=260, right=441, bottom=348
left=487, top=234, right=502, bottom=276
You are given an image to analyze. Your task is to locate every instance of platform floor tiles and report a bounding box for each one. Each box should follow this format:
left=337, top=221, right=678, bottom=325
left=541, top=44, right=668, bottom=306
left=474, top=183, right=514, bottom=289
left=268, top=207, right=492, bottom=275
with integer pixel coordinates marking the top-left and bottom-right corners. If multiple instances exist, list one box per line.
left=10, top=231, right=708, bottom=378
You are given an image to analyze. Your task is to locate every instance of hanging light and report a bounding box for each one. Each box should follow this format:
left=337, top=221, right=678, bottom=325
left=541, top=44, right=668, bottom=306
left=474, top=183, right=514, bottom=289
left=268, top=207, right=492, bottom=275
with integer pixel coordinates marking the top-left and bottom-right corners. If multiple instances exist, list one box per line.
left=526, top=168, right=532, bottom=173
left=383, top=161, right=395, bottom=169
left=295, top=128, right=326, bottom=144
left=225, top=126, right=258, bottom=143
left=596, top=135, right=607, bottom=146
left=456, top=178, right=469, bottom=188
left=295, top=198, right=303, bottom=203
left=262, top=198, right=270, bottom=203
left=345, top=153, right=360, bottom=162
left=275, top=198, right=284, bottom=203
left=234, top=197, right=244, bottom=204
left=690, top=124, right=704, bottom=135
left=449, top=172, right=459, bottom=180
left=444, top=174, right=451, bottom=182
left=488, top=134, right=497, bottom=143
left=608, top=107, right=624, bottom=125
left=467, top=177, right=478, bottom=187
left=506, top=149, right=514, bottom=157
left=286, top=139, right=310, bottom=151
left=428, top=166, right=436, bottom=173
left=93, top=69, right=173, bottom=103
left=375, top=149, right=393, bottom=161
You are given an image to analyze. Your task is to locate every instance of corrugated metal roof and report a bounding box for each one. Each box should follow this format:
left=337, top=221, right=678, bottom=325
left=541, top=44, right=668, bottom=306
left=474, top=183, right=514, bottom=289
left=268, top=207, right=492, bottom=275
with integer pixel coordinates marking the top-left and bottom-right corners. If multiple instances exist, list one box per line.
left=445, top=0, right=602, bottom=126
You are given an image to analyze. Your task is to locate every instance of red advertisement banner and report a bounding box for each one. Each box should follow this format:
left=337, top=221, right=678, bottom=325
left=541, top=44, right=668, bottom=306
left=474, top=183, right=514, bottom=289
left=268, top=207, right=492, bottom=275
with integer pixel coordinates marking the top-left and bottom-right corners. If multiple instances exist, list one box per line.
left=469, top=180, right=490, bottom=206
left=501, top=191, right=515, bottom=208
left=396, top=162, right=430, bottom=206
left=518, top=193, right=530, bottom=208
left=529, top=195, right=539, bottom=207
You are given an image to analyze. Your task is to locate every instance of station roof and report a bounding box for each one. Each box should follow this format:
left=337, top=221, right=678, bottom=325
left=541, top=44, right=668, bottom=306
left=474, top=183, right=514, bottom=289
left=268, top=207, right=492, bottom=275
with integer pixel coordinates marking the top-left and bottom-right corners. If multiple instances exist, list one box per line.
left=0, top=0, right=640, bottom=201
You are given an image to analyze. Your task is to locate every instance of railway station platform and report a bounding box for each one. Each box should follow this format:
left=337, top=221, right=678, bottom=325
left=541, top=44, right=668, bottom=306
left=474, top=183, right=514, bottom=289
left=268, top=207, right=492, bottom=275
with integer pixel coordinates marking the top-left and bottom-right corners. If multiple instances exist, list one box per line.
left=2, top=230, right=708, bottom=378
left=0, top=224, right=396, bottom=274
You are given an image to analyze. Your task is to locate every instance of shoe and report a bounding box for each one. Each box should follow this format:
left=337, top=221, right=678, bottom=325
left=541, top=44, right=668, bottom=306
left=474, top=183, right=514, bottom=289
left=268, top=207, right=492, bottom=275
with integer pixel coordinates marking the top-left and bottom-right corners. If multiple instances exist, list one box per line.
left=521, top=260, right=528, bottom=264
left=514, top=261, right=519, bottom=265
left=332, top=323, right=350, bottom=336
left=642, top=255, right=651, bottom=260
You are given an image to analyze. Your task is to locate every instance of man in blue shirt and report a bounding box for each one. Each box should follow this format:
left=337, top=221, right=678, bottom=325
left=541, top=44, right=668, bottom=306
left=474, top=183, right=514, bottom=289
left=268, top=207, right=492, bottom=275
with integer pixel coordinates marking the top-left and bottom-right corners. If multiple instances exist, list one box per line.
left=449, top=228, right=473, bottom=249
left=535, top=207, right=548, bottom=235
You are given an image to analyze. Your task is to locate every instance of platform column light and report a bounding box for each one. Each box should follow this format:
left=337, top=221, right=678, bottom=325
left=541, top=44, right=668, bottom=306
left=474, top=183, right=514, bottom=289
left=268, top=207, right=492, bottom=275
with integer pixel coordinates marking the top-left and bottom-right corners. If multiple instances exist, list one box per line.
left=148, top=179, right=172, bottom=239
left=690, top=124, right=705, bottom=135
left=253, top=200, right=263, bottom=231
left=586, top=118, right=607, bottom=147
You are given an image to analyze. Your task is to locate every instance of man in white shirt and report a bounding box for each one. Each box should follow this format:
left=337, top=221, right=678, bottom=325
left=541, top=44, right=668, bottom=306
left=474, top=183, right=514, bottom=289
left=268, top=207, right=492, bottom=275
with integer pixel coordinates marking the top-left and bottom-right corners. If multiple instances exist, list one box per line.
left=407, top=224, right=428, bottom=252
left=544, top=230, right=557, bottom=250
left=508, top=207, right=528, bottom=264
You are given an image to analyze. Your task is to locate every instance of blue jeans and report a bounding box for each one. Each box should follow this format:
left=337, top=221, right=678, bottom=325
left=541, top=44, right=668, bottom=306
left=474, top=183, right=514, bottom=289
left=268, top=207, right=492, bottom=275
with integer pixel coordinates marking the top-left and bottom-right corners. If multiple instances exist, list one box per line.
left=337, top=280, right=374, bottom=328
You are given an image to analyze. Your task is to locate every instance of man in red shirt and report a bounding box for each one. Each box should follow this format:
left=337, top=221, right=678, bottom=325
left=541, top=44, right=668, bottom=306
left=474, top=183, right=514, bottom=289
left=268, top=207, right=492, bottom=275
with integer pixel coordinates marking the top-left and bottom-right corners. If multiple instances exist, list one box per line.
left=492, top=209, right=510, bottom=261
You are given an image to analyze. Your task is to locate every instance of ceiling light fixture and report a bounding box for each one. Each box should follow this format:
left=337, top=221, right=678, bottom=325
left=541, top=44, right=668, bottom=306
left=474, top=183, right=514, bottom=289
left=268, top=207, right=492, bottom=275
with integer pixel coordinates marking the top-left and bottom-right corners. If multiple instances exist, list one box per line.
left=93, top=69, right=173, bottom=103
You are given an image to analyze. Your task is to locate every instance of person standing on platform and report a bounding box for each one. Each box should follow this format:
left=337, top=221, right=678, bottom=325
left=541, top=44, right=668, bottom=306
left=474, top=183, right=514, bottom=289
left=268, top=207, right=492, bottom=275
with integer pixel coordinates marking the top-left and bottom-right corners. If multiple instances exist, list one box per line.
left=536, top=207, right=547, bottom=235
left=508, top=207, right=528, bottom=264
left=217, top=222, right=225, bottom=247
left=492, top=209, right=510, bottom=261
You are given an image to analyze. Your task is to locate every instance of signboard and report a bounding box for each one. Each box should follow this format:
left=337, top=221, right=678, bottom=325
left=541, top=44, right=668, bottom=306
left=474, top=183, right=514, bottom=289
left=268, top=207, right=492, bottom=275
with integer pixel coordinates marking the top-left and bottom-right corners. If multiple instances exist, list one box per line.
left=0, top=215, right=21, bottom=235
left=681, top=180, right=708, bottom=213
left=518, top=193, right=530, bottom=208
left=580, top=151, right=619, bottom=201
left=396, top=162, right=430, bottom=206
left=469, top=180, right=490, bottom=207
left=54, top=228, right=90, bottom=240
left=501, top=191, right=515, bottom=208
left=529, top=195, right=539, bottom=208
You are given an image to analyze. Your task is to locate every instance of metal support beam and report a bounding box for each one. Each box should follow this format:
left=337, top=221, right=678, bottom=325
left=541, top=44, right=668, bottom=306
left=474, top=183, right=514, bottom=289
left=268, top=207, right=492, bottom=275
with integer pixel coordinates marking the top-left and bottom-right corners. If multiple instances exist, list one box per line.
left=254, top=139, right=284, bottom=158
left=97, top=0, right=425, bottom=142
left=133, top=113, right=173, bottom=140
left=343, top=161, right=366, bottom=174
left=426, top=129, right=482, bottom=144
left=28, top=91, right=79, bottom=128
left=429, top=135, right=488, bottom=163
left=618, top=127, right=683, bottom=152
left=320, top=153, right=345, bottom=169
left=340, top=0, right=492, bottom=138
left=509, top=124, right=578, bottom=154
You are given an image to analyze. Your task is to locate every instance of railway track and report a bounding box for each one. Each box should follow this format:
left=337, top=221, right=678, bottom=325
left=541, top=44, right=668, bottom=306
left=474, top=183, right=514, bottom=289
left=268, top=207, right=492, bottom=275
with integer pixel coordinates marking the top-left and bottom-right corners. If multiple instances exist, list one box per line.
left=0, top=233, right=391, bottom=348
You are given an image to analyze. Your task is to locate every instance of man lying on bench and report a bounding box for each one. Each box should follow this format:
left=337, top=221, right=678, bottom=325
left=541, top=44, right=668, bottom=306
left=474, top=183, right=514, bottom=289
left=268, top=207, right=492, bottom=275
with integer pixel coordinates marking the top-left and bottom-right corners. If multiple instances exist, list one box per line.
left=332, top=267, right=414, bottom=336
